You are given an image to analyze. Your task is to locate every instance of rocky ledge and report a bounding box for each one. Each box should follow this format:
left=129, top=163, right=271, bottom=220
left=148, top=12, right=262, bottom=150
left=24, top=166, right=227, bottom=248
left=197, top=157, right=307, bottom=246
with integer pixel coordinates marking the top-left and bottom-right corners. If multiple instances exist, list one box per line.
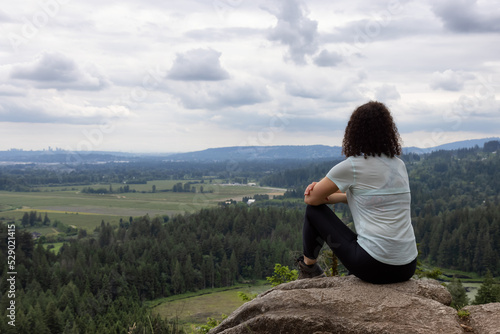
left=209, top=276, right=500, bottom=334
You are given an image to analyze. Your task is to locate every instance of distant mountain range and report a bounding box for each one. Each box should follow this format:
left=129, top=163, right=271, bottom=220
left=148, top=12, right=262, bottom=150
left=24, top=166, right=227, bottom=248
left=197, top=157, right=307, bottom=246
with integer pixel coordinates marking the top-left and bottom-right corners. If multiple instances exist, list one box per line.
left=164, top=145, right=343, bottom=162
left=403, top=137, right=500, bottom=154
left=164, top=137, right=500, bottom=162
left=1, top=137, right=498, bottom=164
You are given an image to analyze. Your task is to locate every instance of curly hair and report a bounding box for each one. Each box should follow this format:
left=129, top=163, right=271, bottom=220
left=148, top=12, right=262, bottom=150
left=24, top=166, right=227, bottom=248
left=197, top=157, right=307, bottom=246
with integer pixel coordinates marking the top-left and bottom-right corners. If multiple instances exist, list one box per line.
left=342, top=101, right=402, bottom=158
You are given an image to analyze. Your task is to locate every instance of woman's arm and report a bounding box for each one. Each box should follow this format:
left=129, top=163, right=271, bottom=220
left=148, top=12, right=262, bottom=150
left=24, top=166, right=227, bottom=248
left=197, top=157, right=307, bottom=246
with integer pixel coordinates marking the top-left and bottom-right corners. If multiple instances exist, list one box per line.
left=326, top=191, right=348, bottom=205
left=304, top=177, right=345, bottom=206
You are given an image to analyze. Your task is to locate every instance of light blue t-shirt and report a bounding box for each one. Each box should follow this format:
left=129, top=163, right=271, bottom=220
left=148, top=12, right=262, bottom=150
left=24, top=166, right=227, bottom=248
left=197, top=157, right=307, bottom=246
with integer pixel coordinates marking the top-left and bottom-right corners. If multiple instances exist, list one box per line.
left=326, top=155, right=418, bottom=265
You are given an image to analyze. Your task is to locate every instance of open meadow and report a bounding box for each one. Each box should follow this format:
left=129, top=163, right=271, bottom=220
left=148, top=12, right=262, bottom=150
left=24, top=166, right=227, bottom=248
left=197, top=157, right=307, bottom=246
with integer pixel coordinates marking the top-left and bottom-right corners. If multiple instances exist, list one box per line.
left=150, top=281, right=272, bottom=332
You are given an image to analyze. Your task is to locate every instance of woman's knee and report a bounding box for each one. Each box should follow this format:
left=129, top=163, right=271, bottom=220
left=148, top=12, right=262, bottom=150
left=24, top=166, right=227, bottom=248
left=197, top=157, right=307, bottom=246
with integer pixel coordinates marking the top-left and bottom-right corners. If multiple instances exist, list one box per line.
left=305, top=204, right=329, bottom=218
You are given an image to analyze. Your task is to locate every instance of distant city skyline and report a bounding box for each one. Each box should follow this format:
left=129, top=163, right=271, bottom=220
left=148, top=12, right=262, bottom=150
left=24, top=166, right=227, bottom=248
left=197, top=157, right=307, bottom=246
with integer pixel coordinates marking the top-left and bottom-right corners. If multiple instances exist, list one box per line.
left=1, top=0, right=499, bottom=153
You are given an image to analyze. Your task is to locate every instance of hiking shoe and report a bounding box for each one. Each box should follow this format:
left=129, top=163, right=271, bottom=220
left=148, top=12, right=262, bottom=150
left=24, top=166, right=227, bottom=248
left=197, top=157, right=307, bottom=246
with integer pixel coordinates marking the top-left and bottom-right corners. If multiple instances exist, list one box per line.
left=296, top=256, right=326, bottom=279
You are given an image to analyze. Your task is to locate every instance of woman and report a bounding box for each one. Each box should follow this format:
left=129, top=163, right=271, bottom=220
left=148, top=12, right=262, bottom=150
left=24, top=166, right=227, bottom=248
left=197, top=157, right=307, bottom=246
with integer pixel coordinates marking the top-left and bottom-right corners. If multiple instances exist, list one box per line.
left=298, top=101, right=418, bottom=284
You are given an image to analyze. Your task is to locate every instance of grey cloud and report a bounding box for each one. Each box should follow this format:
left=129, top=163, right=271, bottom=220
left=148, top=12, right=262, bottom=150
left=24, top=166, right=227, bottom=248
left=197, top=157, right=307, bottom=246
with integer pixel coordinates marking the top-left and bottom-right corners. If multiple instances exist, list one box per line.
left=9, top=52, right=109, bottom=91
left=12, top=52, right=77, bottom=82
left=322, top=15, right=441, bottom=46
left=185, top=27, right=262, bottom=41
left=277, top=115, right=346, bottom=133
left=397, top=96, right=500, bottom=135
left=432, top=0, right=500, bottom=32
left=265, top=0, right=319, bottom=65
left=167, top=48, right=230, bottom=81
left=0, top=102, right=79, bottom=124
left=285, top=82, right=323, bottom=99
left=0, top=85, right=25, bottom=97
left=0, top=9, right=12, bottom=21
left=0, top=99, right=130, bottom=125
left=205, top=111, right=285, bottom=133
left=313, top=50, right=343, bottom=67
left=207, top=107, right=348, bottom=135
left=399, top=113, right=500, bottom=135
left=374, top=84, right=401, bottom=101
left=214, top=84, right=271, bottom=108
left=430, top=70, right=470, bottom=91
left=325, top=89, right=365, bottom=103
left=172, top=81, right=271, bottom=110
left=0, top=103, right=49, bottom=123
left=327, top=71, right=367, bottom=102
left=286, top=71, right=366, bottom=102
left=0, top=101, right=70, bottom=124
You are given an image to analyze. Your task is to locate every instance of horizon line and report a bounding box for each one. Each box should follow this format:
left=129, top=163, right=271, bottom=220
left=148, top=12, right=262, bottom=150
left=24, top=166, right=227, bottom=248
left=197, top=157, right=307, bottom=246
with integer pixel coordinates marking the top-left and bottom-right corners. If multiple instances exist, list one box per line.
left=1, top=137, right=499, bottom=155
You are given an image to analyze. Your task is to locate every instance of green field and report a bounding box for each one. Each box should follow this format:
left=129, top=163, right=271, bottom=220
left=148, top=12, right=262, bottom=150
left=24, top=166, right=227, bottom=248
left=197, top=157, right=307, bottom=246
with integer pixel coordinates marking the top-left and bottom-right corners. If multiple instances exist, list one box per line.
left=44, top=242, right=65, bottom=254
left=0, top=180, right=285, bottom=232
left=150, top=282, right=271, bottom=331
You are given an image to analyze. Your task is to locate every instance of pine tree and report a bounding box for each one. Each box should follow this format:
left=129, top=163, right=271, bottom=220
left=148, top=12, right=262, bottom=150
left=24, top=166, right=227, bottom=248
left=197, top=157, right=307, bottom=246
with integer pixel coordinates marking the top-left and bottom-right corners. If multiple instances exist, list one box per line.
left=473, top=270, right=500, bottom=305
left=29, top=210, right=37, bottom=226
left=253, top=248, right=263, bottom=279
left=230, top=250, right=239, bottom=284
left=202, top=254, right=215, bottom=289
left=221, top=253, right=230, bottom=286
left=183, top=255, right=195, bottom=291
left=29, top=303, right=51, bottom=334
left=45, top=300, right=63, bottom=334
left=171, top=261, right=184, bottom=294
left=21, top=212, right=30, bottom=227
left=43, top=212, right=51, bottom=225
left=446, top=278, right=469, bottom=309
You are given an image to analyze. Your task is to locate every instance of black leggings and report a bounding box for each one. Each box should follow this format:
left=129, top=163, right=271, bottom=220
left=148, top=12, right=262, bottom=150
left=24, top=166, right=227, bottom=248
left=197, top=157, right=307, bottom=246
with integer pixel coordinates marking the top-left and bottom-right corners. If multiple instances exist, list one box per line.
left=303, top=204, right=416, bottom=284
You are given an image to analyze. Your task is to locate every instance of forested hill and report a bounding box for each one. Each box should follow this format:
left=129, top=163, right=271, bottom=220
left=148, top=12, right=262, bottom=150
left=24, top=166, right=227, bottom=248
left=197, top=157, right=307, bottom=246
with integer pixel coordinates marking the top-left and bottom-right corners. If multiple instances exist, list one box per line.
left=164, top=145, right=343, bottom=161
left=407, top=147, right=500, bottom=275
left=261, top=141, right=500, bottom=276
left=403, top=137, right=500, bottom=154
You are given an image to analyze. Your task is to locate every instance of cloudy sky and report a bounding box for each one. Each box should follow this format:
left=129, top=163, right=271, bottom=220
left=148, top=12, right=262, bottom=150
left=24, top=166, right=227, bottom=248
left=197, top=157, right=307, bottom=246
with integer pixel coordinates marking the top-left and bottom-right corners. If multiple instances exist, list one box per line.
left=0, top=0, right=499, bottom=153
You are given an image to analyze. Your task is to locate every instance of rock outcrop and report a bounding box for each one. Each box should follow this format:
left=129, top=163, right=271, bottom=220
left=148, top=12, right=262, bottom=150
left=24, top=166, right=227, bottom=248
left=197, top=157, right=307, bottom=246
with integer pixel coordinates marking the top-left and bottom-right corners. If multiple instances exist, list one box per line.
left=209, top=276, right=499, bottom=334
left=463, top=303, right=500, bottom=334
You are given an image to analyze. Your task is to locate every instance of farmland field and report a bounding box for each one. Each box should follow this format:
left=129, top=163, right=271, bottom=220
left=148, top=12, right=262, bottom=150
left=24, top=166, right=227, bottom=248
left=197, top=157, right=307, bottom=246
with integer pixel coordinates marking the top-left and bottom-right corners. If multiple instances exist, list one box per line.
left=151, top=281, right=271, bottom=331
left=0, top=180, right=285, bottom=232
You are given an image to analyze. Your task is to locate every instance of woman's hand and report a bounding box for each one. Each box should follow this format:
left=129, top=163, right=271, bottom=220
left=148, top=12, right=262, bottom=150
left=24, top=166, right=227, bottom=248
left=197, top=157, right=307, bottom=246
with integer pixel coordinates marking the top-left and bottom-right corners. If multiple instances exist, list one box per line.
left=304, top=178, right=340, bottom=206
left=304, top=182, right=318, bottom=196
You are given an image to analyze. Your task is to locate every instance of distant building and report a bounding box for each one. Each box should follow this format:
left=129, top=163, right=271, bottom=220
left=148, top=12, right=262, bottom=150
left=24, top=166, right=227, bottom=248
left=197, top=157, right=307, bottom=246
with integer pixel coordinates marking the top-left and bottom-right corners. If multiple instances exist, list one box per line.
left=32, top=232, right=42, bottom=239
left=247, top=199, right=256, bottom=205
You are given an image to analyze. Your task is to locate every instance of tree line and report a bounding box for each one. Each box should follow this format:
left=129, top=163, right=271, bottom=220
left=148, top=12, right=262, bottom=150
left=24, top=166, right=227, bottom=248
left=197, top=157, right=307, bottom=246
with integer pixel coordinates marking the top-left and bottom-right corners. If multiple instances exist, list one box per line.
left=79, top=181, right=213, bottom=195
left=0, top=159, right=296, bottom=192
